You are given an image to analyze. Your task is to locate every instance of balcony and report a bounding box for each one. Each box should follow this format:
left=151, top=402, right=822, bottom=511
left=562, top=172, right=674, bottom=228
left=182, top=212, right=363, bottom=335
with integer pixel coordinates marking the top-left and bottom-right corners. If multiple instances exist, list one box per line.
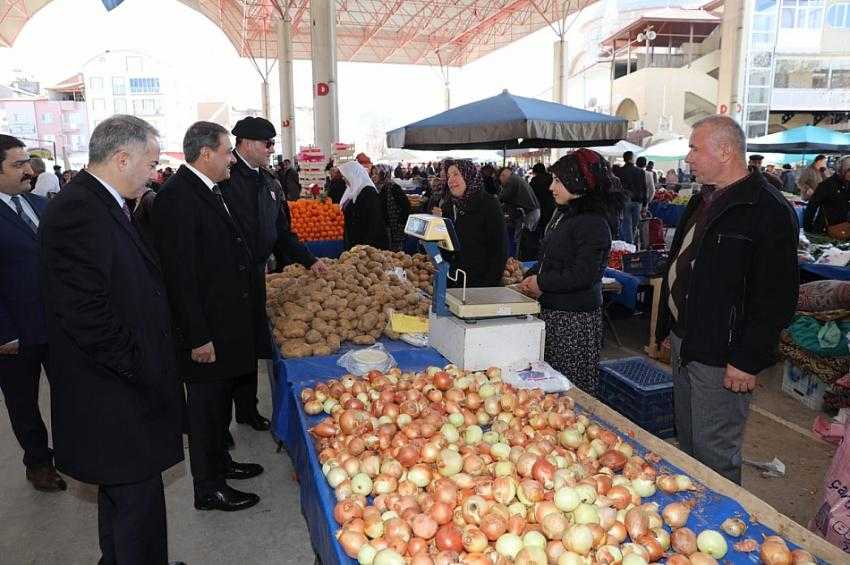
left=770, top=88, right=850, bottom=112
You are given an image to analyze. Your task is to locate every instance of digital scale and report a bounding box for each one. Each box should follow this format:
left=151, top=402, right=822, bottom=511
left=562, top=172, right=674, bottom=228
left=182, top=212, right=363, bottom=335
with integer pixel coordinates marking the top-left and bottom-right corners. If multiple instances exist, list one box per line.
left=404, top=214, right=545, bottom=370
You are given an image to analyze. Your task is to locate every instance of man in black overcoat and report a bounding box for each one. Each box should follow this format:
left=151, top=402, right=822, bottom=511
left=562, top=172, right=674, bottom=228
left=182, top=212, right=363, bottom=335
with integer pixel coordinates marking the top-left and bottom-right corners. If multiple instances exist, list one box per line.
left=40, top=115, right=184, bottom=564
left=152, top=121, right=264, bottom=512
left=219, top=117, right=326, bottom=435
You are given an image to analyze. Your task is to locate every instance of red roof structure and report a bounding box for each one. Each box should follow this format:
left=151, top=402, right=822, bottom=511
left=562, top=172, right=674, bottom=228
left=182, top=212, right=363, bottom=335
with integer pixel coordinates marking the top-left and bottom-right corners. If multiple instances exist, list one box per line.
left=0, top=0, right=598, bottom=66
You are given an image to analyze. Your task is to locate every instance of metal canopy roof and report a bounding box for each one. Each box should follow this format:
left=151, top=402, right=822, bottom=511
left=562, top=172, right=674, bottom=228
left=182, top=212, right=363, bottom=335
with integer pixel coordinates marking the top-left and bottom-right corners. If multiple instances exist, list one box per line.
left=0, top=0, right=596, bottom=66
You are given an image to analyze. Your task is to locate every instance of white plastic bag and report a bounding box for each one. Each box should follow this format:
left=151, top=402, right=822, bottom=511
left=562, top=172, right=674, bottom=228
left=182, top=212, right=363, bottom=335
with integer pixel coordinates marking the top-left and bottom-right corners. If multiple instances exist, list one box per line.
left=337, top=343, right=397, bottom=376
left=502, top=359, right=572, bottom=393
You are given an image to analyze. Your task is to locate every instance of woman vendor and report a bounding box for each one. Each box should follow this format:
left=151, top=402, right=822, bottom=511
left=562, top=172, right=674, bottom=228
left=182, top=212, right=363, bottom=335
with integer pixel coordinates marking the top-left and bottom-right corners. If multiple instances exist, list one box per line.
left=519, top=149, right=625, bottom=396
left=370, top=164, right=411, bottom=251
left=338, top=160, right=388, bottom=250
left=441, top=159, right=507, bottom=288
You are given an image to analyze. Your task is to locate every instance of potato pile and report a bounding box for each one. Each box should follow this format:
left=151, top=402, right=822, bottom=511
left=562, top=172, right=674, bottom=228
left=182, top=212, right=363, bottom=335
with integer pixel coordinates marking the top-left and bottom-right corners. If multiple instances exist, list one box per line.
left=502, top=257, right=525, bottom=286
left=266, top=246, right=432, bottom=358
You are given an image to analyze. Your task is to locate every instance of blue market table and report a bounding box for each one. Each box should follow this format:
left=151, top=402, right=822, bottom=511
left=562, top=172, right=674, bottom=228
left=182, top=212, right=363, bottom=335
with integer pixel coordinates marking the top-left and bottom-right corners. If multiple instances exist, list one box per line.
left=276, top=348, right=841, bottom=564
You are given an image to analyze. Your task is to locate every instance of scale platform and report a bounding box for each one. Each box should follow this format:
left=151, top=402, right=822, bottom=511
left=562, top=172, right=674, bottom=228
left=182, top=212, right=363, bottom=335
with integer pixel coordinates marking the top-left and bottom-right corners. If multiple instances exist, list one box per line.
left=445, top=287, right=541, bottom=319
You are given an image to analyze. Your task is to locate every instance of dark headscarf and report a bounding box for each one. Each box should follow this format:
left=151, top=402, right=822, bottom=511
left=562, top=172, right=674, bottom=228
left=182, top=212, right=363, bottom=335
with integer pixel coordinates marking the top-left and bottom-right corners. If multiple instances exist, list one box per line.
left=548, top=148, right=625, bottom=233
left=443, top=159, right=482, bottom=212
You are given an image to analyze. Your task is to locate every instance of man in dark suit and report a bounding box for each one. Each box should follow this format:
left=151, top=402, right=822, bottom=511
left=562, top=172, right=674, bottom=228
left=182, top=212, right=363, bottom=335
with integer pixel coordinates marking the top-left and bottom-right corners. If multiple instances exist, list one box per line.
left=221, top=117, right=325, bottom=435
left=0, top=134, right=65, bottom=492
left=153, top=121, right=263, bottom=512
left=40, top=115, right=184, bottom=564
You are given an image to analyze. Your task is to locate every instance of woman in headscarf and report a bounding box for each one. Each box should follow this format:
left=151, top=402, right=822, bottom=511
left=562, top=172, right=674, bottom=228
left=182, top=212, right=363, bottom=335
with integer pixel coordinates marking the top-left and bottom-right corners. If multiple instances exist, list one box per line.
left=371, top=164, right=411, bottom=251
left=338, top=160, right=388, bottom=250
left=441, top=159, right=507, bottom=288
left=519, top=149, right=626, bottom=397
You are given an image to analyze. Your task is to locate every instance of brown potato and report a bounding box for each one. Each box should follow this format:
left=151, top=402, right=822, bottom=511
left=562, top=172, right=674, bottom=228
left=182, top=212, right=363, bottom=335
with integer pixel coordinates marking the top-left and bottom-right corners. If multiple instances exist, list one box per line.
left=305, top=329, right=322, bottom=344
left=281, top=320, right=308, bottom=338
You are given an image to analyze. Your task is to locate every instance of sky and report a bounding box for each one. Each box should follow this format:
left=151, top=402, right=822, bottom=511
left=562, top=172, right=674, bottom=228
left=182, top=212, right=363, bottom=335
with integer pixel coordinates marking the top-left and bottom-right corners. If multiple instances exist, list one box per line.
left=0, top=0, right=565, bottom=153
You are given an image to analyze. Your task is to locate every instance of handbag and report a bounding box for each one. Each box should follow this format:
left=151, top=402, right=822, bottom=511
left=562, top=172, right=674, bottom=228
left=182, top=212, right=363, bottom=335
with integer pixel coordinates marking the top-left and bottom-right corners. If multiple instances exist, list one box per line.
left=827, top=223, right=850, bottom=240
left=824, top=210, right=850, bottom=241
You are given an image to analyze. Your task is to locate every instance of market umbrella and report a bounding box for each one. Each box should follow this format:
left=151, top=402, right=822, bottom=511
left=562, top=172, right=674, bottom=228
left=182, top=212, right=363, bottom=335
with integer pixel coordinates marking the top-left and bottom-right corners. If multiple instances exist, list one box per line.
left=593, top=140, right=645, bottom=158
left=746, top=125, right=849, bottom=154
left=639, top=138, right=690, bottom=161
left=386, top=90, right=627, bottom=151
left=378, top=148, right=422, bottom=163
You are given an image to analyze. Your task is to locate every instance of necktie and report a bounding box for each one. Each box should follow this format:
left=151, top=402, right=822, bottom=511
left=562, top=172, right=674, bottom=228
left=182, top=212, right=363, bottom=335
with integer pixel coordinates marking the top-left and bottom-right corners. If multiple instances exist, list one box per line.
left=10, top=195, right=38, bottom=234
left=212, top=185, right=231, bottom=216
left=121, top=202, right=133, bottom=223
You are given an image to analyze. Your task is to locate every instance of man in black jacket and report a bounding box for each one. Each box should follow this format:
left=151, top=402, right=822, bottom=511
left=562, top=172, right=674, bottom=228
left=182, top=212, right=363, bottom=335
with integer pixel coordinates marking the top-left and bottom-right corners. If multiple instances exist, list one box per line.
left=41, top=115, right=184, bottom=563
left=656, top=115, right=798, bottom=484
left=153, top=121, right=263, bottom=512
left=277, top=158, right=301, bottom=201
left=614, top=151, right=646, bottom=245
left=803, top=156, right=850, bottom=234
left=220, top=117, right=325, bottom=433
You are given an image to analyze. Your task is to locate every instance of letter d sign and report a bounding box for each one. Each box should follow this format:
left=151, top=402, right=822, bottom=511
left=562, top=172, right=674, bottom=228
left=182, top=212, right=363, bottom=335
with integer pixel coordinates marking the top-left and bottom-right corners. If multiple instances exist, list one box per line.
left=316, top=82, right=330, bottom=96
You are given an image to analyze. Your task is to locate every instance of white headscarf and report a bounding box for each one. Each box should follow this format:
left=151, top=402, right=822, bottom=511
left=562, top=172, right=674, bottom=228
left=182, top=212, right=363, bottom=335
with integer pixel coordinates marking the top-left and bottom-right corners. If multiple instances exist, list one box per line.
left=338, top=160, right=375, bottom=208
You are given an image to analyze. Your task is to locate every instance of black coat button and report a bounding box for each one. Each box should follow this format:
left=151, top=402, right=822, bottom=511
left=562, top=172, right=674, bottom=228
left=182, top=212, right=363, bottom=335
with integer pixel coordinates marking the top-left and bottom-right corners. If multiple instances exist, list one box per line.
left=239, top=265, right=247, bottom=271
left=242, top=291, right=249, bottom=299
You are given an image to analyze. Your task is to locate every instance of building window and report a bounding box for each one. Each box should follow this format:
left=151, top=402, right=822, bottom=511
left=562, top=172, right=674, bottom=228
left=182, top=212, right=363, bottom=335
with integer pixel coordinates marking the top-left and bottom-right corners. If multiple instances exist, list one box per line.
left=780, top=0, right=824, bottom=29
left=114, top=98, right=127, bottom=113
left=129, top=78, right=160, bottom=94
left=89, top=76, right=103, bottom=90
left=827, top=3, right=850, bottom=28
left=773, top=58, right=830, bottom=88
left=92, top=98, right=106, bottom=112
left=41, top=112, right=54, bottom=124
left=831, top=60, right=850, bottom=88
left=112, top=77, right=126, bottom=96
left=143, top=99, right=156, bottom=115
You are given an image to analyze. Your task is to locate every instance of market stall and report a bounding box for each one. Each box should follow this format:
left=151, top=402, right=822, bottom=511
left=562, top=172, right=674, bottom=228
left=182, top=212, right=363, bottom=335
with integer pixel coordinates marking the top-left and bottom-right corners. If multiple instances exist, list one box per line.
left=282, top=353, right=845, bottom=564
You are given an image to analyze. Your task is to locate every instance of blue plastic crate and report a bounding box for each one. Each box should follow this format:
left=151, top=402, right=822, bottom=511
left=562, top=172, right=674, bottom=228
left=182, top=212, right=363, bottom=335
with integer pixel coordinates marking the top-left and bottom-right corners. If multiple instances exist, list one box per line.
left=598, top=357, right=675, bottom=438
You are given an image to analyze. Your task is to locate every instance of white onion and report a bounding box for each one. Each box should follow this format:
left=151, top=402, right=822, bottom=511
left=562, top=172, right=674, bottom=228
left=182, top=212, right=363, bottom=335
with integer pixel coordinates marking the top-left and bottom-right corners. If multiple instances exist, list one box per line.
left=441, top=423, right=460, bottom=443
left=447, top=413, right=464, bottom=427
left=496, top=533, right=524, bottom=559
left=357, top=543, right=377, bottom=565
left=464, top=425, right=483, bottom=445
left=491, top=443, right=511, bottom=461
left=372, top=548, right=404, bottom=565
left=631, top=478, right=656, bottom=498
left=327, top=467, right=348, bottom=488
left=523, top=530, right=547, bottom=548
left=696, top=530, right=728, bottom=559
left=573, top=503, right=600, bottom=525
left=575, top=484, right=597, bottom=504
left=350, top=473, right=373, bottom=495
left=554, top=487, right=581, bottom=512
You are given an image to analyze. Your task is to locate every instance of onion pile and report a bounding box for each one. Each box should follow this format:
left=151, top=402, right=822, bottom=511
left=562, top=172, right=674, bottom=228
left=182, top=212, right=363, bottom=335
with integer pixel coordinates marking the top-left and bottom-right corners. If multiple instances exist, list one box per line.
left=302, top=365, right=802, bottom=564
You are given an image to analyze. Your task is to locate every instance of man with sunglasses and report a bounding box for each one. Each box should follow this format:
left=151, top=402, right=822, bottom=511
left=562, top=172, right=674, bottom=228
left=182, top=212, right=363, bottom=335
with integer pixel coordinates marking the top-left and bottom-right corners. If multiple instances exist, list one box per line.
left=219, top=117, right=326, bottom=437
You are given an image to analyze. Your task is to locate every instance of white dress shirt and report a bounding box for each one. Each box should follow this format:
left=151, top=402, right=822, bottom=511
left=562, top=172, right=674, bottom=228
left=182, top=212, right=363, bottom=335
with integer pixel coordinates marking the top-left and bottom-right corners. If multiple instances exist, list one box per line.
left=0, top=192, right=39, bottom=228
left=87, top=172, right=126, bottom=209
left=32, top=171, right=61, bottom=198
left=184, top=164, right=230, bottom=214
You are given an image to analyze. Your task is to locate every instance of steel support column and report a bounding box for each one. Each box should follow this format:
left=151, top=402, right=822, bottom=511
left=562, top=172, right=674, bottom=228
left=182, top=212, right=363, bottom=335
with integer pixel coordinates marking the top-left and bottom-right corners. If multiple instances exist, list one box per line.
left=278, top=18, right=297, bottom=159
left=310, top=0, right=339, bottom=158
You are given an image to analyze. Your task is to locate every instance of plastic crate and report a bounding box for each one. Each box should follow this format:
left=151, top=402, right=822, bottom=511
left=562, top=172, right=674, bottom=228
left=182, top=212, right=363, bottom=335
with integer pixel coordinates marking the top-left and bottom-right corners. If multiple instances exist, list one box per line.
left=781, top=360, right=827, bottom=412
left=598, top=357, right=675, bottom=438
left=621, top=250, right=668, bottom=276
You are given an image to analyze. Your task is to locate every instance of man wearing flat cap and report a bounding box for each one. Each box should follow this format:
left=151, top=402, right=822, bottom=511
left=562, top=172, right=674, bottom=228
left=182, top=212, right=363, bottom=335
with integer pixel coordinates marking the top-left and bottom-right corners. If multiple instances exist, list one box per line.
left=748, top=154, right=783, bottom=190
left=220, top=116, right=327, bottom=436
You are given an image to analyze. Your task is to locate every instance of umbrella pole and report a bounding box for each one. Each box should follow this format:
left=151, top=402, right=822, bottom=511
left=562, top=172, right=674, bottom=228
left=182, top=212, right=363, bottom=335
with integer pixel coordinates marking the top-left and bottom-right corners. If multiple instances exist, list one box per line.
left=503, top=144, right=506, bottom=167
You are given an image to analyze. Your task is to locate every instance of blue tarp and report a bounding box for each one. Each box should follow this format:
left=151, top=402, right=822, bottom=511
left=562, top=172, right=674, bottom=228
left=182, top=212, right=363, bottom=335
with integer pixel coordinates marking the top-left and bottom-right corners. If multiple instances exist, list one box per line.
left=747, top=125, right=850, bottom=155
left=280, top=349, right=814, bottom=564
left=386, top=90, right=626, bottom=151
left=800, top=261, right=850, bottom=282
left=649, top=201, right=687, bottom=228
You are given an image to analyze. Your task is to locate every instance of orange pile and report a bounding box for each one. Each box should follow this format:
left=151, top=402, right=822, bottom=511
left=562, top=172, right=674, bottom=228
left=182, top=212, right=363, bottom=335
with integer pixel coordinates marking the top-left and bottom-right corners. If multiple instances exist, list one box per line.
left=290, top=199, right=345, bottom=241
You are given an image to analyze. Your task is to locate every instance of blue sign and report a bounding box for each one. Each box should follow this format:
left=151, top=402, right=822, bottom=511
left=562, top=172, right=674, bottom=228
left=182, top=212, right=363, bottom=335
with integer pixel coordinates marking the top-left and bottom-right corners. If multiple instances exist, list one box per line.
left=101, top=0, right=125, bottom=10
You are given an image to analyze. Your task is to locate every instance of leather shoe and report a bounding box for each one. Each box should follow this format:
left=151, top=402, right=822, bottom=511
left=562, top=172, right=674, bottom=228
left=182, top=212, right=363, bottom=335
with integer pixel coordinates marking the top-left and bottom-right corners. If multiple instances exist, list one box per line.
left=26, top=463, right=67, bottom=492
left=226, top=460, right=264, bottom=480
left=225, top=430, right=235, bottom=450
left=237, top=413, right=270, bottom=431
left=194, top=485, right=260, bottom=511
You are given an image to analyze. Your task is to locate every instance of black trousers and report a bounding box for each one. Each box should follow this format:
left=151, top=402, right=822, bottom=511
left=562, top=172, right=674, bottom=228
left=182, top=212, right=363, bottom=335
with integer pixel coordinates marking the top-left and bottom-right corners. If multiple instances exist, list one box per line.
left=232, top=368, right=259, bottom=421
left=186, top=378, right=236, bottom=496
left=0, top=344, right=51, bottom=468
left=98, top=474, right=168, bottom=565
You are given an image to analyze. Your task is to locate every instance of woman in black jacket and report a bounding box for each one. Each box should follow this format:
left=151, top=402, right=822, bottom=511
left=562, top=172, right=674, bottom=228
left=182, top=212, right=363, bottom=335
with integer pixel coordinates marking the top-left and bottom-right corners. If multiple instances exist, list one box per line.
left=519, top=149, right=625, bottom=396
left=339, top=160, right=388, bottom=250
left=371, top=164, right=411, bottom=251
left=442, top=159, right=508, bottom=288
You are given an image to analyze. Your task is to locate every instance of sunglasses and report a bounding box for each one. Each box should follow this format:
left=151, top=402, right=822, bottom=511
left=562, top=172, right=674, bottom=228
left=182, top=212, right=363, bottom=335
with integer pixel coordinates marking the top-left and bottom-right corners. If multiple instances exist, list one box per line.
left=263, top=140, right=275, bottom=148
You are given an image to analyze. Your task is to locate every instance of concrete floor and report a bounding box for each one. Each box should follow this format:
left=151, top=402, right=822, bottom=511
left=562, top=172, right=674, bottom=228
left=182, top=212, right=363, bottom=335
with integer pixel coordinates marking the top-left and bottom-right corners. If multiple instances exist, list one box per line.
left=0, top=312, right=836, bottom=563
